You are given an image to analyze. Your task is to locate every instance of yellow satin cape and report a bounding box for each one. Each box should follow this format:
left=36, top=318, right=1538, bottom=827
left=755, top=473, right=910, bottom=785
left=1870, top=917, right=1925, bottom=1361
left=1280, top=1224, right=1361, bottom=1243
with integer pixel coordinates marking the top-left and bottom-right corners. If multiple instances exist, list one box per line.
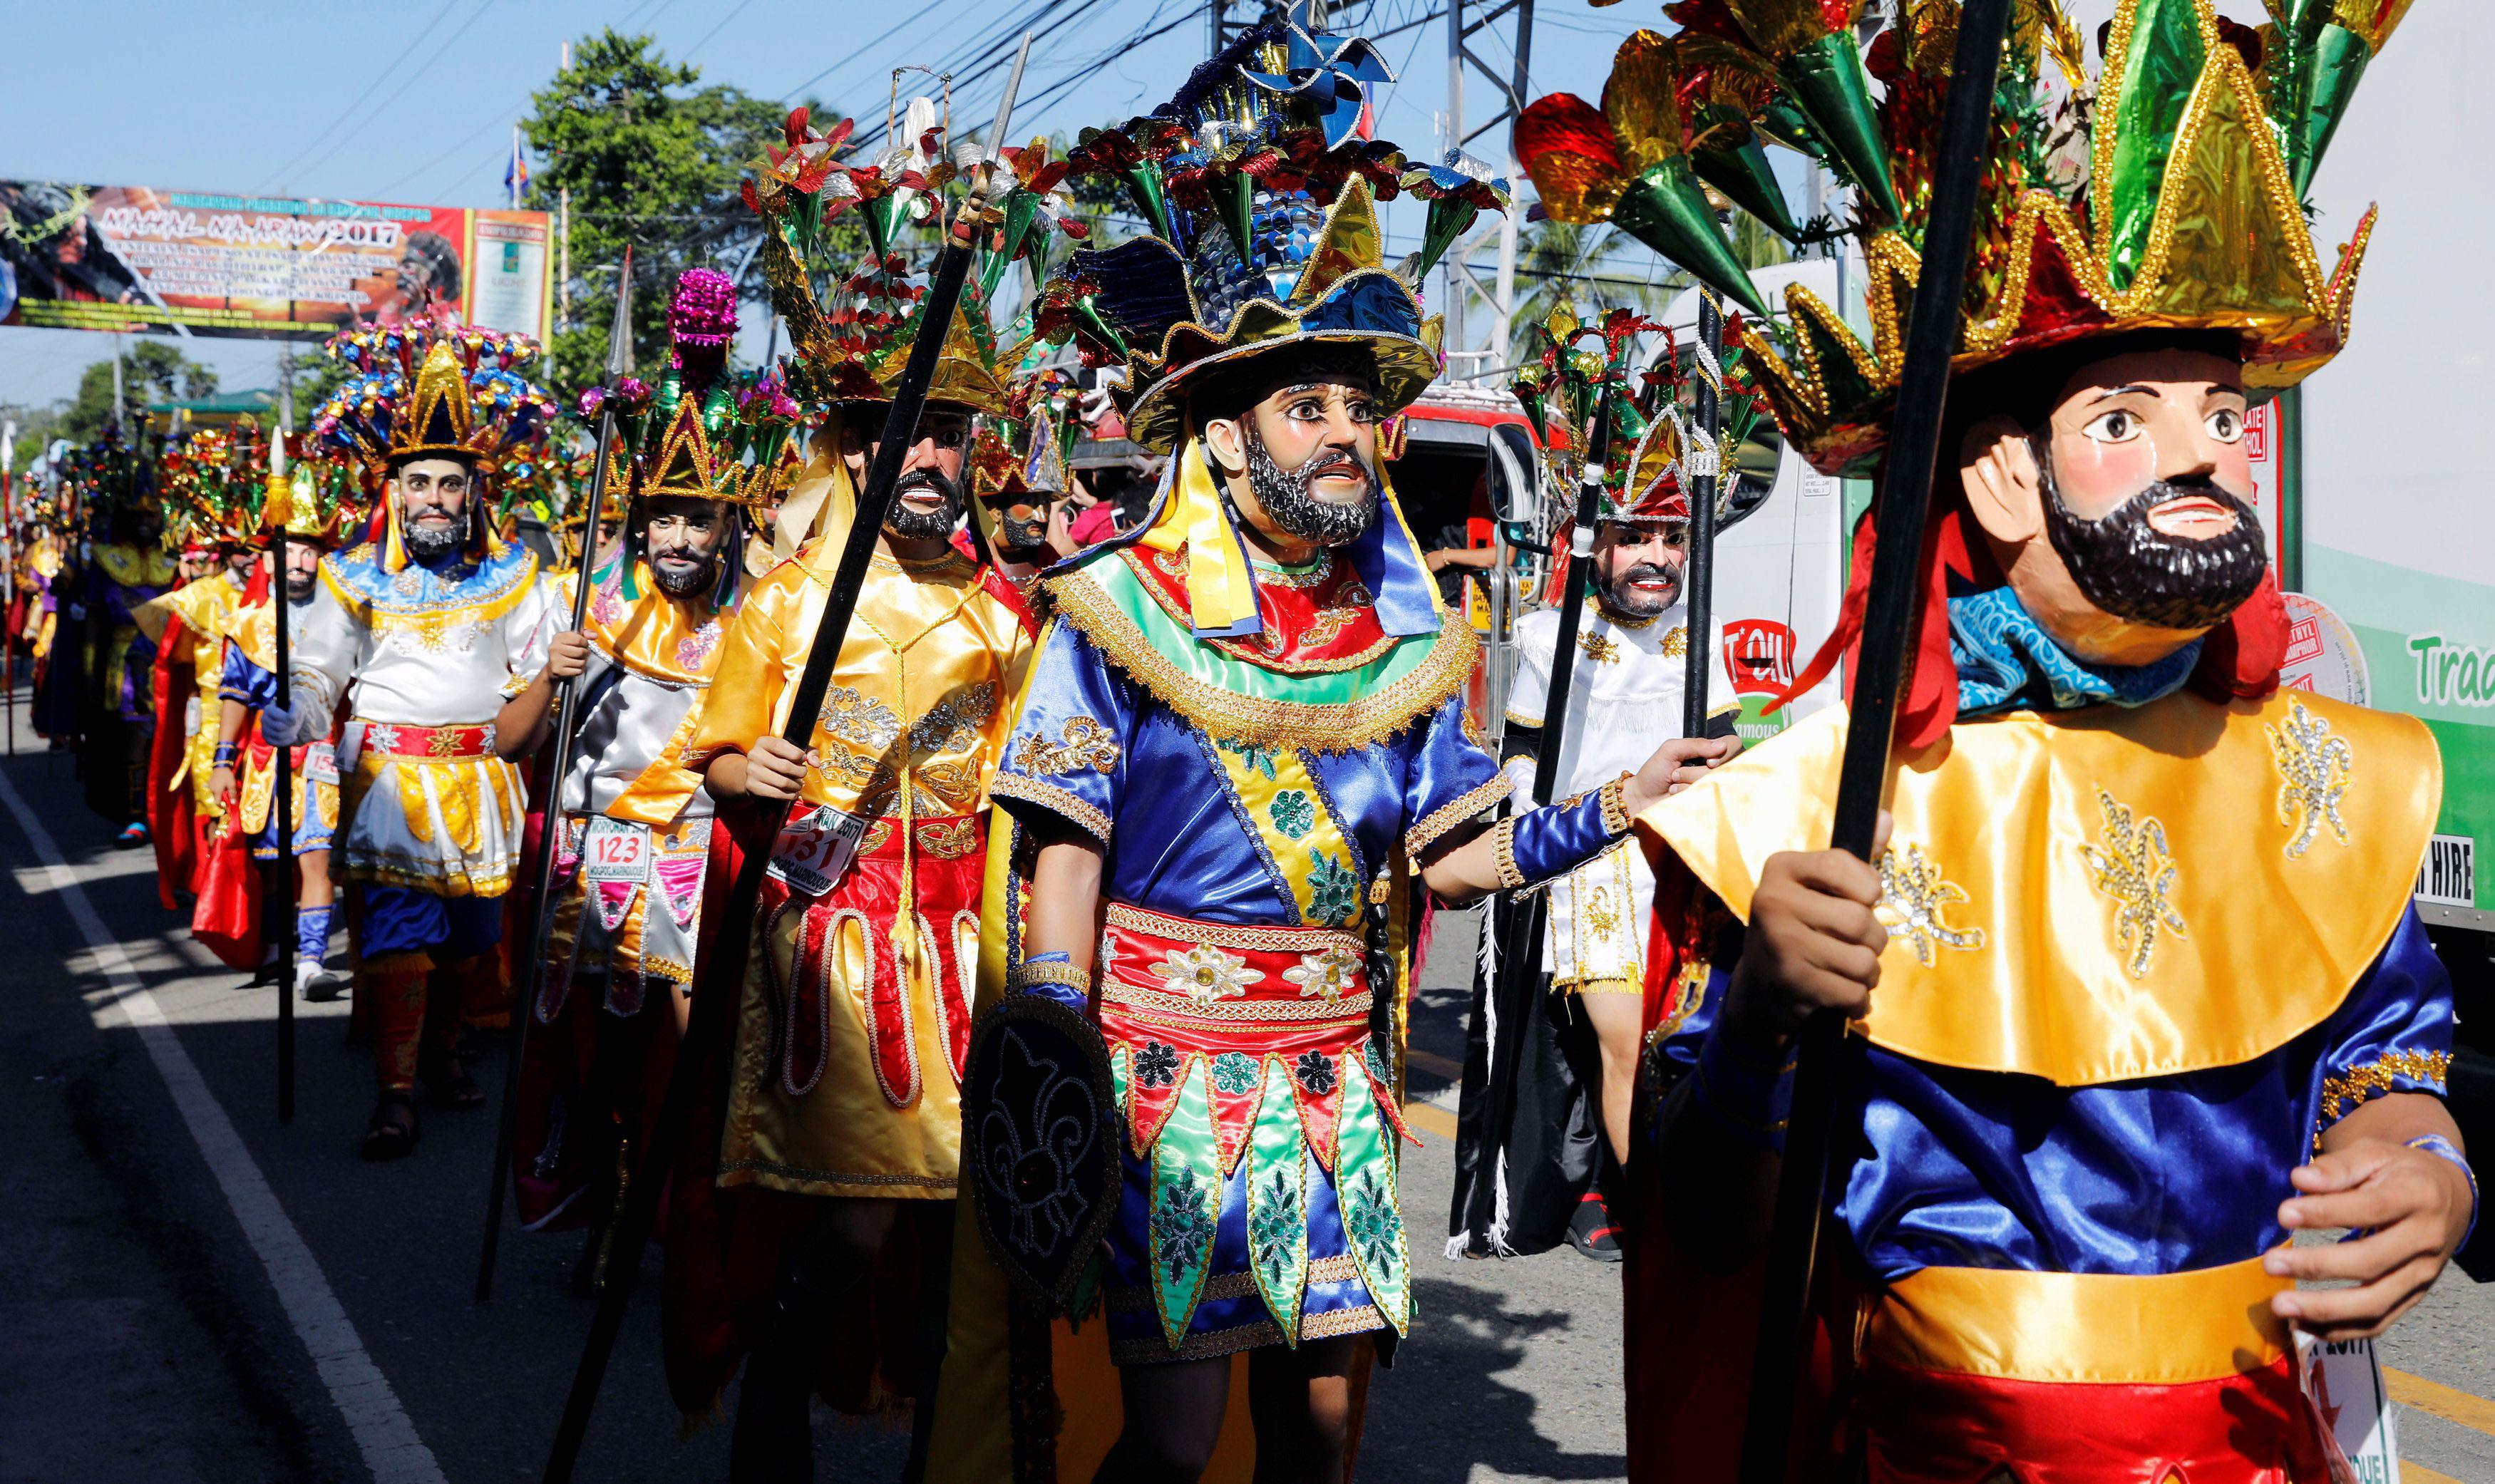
left=1635, top=689, right=2439, bottom=1086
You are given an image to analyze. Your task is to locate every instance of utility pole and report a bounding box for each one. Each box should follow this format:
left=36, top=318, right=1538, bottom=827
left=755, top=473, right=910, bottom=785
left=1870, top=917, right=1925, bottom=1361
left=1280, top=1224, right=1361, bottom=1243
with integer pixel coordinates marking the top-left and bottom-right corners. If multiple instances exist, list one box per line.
left=277, top=345, right=296, bottom=435
left=111, top=338, right=128, bottom=433
left=1443, top=0, right=1534, bottom=381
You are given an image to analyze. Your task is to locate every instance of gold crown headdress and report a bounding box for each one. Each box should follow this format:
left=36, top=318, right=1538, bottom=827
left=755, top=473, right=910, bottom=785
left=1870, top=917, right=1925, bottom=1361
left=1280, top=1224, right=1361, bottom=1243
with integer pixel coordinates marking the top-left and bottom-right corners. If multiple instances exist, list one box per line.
left=1712, top=0, right=2398, bottom=475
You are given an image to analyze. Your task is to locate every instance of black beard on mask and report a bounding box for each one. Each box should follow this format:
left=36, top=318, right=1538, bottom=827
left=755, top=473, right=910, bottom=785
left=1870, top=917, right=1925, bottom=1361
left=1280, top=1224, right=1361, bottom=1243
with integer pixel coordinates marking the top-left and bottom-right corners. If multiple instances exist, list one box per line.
left=403, top=510, right=464, bottom=560
left=2039, top=450, right=2269, bottom=632
left=1600, top=559, right=1682, bottom=619
left=885, top=465, right=967, bottom=541
left=1240, top=424, right=1379, bottom=547
left=286, top=572, right=317, bottom=602
left=992, top=510, right=1050, bottom=554
left=651, top=548, right=719, bottom=597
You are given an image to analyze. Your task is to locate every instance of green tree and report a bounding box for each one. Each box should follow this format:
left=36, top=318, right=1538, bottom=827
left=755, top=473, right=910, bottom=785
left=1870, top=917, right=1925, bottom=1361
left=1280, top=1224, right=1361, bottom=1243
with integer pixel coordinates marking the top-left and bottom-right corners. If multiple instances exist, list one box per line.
left=58, top=341, right=217, bottom=444
left=523, top=30, right=808, bottom=391
left=1500, top=221, right=1682, bottom=367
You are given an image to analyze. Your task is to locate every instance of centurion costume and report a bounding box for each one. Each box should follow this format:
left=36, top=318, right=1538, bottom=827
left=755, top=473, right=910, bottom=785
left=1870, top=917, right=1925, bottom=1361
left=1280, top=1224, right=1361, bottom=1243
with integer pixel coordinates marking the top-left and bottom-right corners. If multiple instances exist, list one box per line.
left=278, top=313, right=560, bottom=1148
left=923, top=17, right=1666, bottom=1479
left=1617, top=2, right=2469, bottom=1480
left=139, top=426, right=262, bottom=910
left=658, top=113, right=1040, bottom=1444
left=508, top=269, right=796, bottom=1262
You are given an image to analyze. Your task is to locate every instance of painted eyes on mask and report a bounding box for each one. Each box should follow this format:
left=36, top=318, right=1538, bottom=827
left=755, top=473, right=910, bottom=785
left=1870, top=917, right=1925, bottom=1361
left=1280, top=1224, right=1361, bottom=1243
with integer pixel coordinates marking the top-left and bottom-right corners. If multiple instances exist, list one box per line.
left=2080, top=408, right=2141, bottom=445
left=1283, top=394, right=1378, bottom=426
left=2079, top=403, right=2247, bottom=446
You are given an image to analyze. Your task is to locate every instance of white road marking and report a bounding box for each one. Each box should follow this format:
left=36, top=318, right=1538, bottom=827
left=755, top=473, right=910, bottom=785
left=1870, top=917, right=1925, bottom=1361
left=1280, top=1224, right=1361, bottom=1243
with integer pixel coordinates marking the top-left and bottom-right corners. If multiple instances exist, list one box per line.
left=0, top=768, right=446, bottom=1484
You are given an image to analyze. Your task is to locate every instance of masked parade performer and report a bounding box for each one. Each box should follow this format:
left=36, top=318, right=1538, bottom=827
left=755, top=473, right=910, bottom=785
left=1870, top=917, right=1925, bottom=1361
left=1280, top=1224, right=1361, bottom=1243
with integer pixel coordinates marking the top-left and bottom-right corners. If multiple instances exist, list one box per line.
left=926, top=19, right=1721, bottom=1480
left=1618, top=4, right=2475, bottom=1480
left=1459, top=383, right=1740, bottom=1263
left=76, top=431, right=177, bottom=842
left=501, top=269, right=793, bottom=1289
left=661, top=133, right=1039, bottom=1474
left=194, top=455, right=360, bottom=993
left=969, top=369, right=1081, bottom=599
left=137, top=428, right=262, bottom=910
left=262, top=315, right=560, bottom=1159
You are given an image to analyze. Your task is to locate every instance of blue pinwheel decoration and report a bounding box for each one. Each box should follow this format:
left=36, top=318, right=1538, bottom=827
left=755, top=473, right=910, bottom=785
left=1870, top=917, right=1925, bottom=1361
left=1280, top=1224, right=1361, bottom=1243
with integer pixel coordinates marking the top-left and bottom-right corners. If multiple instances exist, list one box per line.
left=1240, top=1, right=1396, bottom=150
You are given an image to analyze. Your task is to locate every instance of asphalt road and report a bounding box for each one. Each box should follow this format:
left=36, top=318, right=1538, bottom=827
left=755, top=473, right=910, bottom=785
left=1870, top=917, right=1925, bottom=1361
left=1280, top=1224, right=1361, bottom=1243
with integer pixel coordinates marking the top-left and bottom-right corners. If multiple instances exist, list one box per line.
left=3, top=707, right=2492, bottom=1483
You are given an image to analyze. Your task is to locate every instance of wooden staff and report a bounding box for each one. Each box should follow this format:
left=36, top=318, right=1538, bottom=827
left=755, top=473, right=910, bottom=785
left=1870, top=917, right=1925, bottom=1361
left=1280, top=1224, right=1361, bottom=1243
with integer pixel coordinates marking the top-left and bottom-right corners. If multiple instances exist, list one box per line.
left=1682, top=287, right=1724, bottom=737
left=1734, top=6, right=2011, bottom=1480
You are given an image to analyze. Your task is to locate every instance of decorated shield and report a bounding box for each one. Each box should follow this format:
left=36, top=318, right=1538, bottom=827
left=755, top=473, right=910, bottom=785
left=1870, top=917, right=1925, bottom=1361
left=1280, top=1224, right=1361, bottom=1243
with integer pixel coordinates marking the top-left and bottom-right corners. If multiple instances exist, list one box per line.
left=962, top=992, right=1119, bottom=1312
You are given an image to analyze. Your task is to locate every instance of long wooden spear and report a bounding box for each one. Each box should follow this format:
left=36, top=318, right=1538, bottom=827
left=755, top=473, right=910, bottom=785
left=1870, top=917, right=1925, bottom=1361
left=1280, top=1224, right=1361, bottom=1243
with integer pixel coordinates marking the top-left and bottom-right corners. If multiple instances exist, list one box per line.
left=1681, top=287, right=1724, bottom=738
left=540, top=37, right=1032, bottom=1482
left=267, top=431, right=297, bottom=1123
left=1734, top=6, right=2011, bottom=1480
left=474, top=247, right=634, bottom=1302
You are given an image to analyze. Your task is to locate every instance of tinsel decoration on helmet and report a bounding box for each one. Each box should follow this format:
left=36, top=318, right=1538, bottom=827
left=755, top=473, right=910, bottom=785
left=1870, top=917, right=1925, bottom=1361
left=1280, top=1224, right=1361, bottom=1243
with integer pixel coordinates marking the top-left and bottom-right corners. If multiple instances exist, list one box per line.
left=312, top=304, right=562, bottom=571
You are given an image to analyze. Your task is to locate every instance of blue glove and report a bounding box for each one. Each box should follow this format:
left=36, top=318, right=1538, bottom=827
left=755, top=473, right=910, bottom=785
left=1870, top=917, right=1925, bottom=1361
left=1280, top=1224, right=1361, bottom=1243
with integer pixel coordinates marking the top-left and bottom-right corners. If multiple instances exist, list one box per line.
left=258, top=701, right=303, bottom=747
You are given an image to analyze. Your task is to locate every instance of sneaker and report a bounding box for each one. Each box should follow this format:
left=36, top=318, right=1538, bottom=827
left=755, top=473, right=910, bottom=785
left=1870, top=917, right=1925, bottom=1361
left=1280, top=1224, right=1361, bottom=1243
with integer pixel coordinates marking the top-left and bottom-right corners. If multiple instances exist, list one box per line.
left=115, top=821, right=150, bottom=847
left=1565, top=1190, right=1624, bottom=1263
left=296, top=960, right=349, bottom=1003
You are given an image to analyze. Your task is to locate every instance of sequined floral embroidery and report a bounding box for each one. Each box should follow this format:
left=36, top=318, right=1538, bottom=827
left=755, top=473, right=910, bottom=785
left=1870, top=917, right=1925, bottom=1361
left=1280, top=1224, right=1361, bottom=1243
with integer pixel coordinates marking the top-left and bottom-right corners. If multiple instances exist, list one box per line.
left=1268, top=789, right=1317, bottom=840
left=1306, top=852, right=1363, bottom=927
left=1210, top=1052, right=1262, bottom=1096
left=1876, top=843, right=1987, bottom=967
left=673, top=620, right=721, bottom=674
left=1294, top=1049, right=1338, bottom=1096
left=1282, top=944, right=1362, bottom=1001
left=2268, top=700, right=2354, bottom=859
left=1134, top=1041, right=1182, bottom=1088
left=1153, top=945, right=1257, bottom=1006
left=2079, top=787, right=2187, bottom=979
left=821, top=686, right=902, bottom=752
left=1151, top=1167, right=1217, bottom=1279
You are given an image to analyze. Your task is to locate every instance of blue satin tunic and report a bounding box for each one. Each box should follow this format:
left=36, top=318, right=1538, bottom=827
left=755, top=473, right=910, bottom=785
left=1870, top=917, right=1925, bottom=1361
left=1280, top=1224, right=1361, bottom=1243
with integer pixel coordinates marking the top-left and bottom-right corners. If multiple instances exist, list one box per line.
left=1660, top=910, right=2455, bottom=1281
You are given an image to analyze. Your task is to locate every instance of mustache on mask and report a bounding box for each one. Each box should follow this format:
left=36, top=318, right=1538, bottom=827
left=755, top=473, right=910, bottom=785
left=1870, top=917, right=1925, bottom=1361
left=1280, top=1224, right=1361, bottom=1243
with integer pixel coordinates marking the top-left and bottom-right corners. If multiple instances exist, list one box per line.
left=1240, top=426, right=1380, bottom=547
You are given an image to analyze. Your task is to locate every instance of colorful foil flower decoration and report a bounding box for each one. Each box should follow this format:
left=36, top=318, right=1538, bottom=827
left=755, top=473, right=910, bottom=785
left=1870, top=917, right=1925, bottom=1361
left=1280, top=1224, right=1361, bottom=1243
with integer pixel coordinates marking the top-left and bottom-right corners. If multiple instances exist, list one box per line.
left=1238, top=0, right=1398, bottom=150
left=1399, top=148, right=1513, bottom=281
left=1513, top=30, right=1771, bottom=315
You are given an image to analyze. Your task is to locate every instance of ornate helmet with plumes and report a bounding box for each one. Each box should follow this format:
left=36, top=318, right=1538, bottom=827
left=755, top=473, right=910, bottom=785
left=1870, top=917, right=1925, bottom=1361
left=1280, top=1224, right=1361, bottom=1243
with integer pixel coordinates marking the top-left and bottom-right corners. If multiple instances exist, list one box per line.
left=312, top=305, right=561, bottom=478
left=1035, top=1, right=1509, bottom=451
left=1683, top=0, right=2398, bottom=476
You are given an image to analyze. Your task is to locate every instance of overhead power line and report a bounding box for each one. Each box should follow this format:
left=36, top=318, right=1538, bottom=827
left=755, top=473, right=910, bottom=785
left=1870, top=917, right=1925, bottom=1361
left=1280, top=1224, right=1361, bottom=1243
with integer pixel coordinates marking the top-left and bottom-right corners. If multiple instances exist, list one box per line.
left=263, top=0, right=463, bottom=191
left=289, top=0, right=505, bottom=191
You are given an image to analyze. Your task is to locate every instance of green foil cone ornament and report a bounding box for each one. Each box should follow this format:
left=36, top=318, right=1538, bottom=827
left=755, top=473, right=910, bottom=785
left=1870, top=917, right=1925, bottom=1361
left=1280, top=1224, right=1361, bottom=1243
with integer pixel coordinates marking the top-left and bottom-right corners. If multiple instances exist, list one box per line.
left=1776, top=31, right=1903, bottom=222
left=1694, top=135, right=1803, bottom=243
left=1612, top=157, right=1769, bottom=317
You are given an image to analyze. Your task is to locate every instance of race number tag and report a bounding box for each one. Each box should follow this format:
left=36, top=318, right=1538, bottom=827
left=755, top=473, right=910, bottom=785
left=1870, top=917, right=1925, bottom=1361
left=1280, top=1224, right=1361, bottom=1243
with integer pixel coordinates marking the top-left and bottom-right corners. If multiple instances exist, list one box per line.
left=2297, top=1332, right=2400, bottom=1483
left=766, top=805, right=869, bottom=898
left=582, top=817, right=652, bottom=885
left=304, top=742, right=340, bottom=785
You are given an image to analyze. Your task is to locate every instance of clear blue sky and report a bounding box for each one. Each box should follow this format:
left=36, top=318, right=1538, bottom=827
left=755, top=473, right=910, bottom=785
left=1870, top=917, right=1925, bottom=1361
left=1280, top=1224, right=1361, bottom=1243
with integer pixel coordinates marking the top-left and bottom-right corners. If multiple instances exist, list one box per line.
left=0, top=0, right=1651, bottom=411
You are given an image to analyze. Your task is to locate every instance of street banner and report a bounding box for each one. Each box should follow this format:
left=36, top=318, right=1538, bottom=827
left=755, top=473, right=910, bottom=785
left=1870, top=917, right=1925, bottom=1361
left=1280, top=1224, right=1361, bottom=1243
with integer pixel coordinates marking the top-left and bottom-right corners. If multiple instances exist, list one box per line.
left=0, top=181, right=550, bottom=340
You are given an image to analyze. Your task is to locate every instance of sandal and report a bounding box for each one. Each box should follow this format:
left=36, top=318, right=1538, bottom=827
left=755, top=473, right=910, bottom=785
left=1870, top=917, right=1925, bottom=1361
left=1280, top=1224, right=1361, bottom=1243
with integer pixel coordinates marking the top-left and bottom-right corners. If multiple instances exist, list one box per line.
left=421, top=1058, right=487, bottom=1109
left=361, top=1094, right=420, bottom=1161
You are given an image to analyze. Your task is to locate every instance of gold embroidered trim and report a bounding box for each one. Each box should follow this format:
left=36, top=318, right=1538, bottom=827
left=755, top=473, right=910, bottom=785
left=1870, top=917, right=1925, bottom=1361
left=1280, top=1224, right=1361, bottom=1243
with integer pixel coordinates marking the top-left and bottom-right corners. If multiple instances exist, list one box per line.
left=1105, top=1252, right=1367, bottom=1317
left=989, top=771, right=1113, bottom=844
left=1049, top=565, right=1477, bottom=751
left=1406, top=773, right=1510, bottom=859
left=1008, top=961, right=1094, bottom=996
left=1105, top=902, right=1362, bottom=954
left=2315, top=1049, right=2453, bottom=1152
left=1010, top=715, right=1122, bottom=776
left=1492, top=817, right=1526, bottom=891
left=1102, top=983, right=1374, bottom=1027
left=1598, top=773, right=1632, bottom=840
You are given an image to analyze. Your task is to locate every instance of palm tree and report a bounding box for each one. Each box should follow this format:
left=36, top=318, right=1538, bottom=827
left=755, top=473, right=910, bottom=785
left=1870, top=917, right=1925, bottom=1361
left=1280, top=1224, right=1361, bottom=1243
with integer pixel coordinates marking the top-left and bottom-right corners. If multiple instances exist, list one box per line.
left=1493, top=220, right=1683, bottom=369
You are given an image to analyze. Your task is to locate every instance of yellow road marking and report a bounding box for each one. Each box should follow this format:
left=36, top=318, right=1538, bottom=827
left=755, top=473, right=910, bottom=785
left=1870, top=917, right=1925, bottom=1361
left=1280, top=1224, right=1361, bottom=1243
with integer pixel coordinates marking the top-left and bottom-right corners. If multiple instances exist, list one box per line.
left=2387, top=1367, right=2495, bottom=1441
left=2400, top=1463, right=2462, bottom=1484
left=1403, top=1099, right=1459, bottom=1140
left=1405, top=1047, right=1464, bottom=1081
